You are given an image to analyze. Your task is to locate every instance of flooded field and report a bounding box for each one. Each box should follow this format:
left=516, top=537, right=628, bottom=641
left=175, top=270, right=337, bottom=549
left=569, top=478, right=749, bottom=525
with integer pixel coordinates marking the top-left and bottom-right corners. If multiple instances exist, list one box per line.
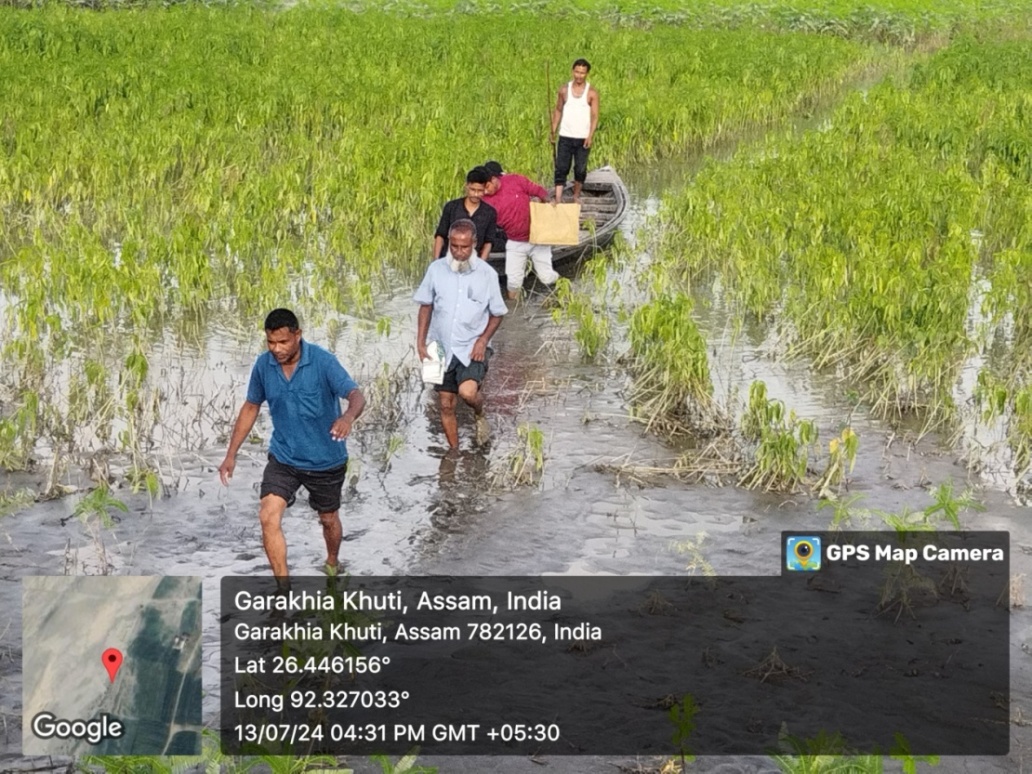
left=2, top=2, right=1032, bottom=772
left=2, top=188, right=1031, bottom=772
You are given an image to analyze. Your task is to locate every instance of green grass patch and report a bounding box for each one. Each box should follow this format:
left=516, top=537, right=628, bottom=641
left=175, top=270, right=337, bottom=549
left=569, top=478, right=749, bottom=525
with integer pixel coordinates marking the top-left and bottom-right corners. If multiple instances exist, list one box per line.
left=654, top=35, right=1032, bottom=431
left=0, top=5, right=871, bottom=470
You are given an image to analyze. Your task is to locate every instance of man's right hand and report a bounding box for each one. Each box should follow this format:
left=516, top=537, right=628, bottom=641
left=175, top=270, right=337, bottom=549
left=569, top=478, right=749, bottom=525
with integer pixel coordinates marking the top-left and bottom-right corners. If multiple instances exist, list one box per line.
left=417, top=342, right=428, bottom=362
left=218, top=456, right=236, bottom=486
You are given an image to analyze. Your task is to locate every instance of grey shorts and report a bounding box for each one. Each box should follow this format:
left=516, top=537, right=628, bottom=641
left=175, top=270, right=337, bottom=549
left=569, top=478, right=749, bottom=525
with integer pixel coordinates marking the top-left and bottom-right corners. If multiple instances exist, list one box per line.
left=435, top=353, right=490, bottom=394
left=260, top=454, right=348, bottom=513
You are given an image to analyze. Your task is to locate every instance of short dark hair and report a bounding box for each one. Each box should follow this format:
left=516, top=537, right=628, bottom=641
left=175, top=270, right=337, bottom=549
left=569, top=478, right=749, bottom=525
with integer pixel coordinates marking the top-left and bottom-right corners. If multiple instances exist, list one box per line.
left=264, top=308, right=299, bottom=332
left=466, top=167, right=490, bottom=185
left=484, top=161, right=503, bottom=178
left=449, top=219, right=477, bottom=241
left=573, top=58, right=591, bottom=71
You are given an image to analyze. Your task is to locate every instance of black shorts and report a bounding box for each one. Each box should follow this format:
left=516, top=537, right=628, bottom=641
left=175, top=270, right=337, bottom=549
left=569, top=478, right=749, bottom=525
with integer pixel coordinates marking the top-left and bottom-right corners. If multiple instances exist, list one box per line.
left=260, top=454, right=348, bottom=513
left=435, top=353, right=490, bottom=394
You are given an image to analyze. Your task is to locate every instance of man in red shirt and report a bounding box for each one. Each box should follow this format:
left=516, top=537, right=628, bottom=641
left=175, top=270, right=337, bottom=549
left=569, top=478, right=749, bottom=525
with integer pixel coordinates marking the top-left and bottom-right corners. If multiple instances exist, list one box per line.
left=483, top=161, right=558, bottom=300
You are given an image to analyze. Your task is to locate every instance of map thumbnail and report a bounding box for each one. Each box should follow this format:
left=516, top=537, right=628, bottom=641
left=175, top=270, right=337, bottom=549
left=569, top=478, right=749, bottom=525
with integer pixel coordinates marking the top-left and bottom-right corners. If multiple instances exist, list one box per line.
left=22, top=576, right=203, bottom=755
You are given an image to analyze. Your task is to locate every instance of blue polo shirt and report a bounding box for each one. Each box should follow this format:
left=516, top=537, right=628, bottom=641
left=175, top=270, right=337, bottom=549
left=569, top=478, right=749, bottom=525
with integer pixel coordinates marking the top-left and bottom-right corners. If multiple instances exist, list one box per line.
left=245, top=340, right=359, bottom=471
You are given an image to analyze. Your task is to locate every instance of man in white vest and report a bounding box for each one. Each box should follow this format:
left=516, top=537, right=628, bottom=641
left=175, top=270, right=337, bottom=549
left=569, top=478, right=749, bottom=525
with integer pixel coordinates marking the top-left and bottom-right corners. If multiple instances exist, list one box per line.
left=551, top=58, right=600, bottom=204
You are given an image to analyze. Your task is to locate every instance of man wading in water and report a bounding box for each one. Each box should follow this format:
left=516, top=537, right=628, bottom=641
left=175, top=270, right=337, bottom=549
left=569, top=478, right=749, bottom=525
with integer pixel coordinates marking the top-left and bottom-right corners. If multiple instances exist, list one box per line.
left=415, top=219, right=507, bottom=451
left=219, top=309, right=365, bottom=583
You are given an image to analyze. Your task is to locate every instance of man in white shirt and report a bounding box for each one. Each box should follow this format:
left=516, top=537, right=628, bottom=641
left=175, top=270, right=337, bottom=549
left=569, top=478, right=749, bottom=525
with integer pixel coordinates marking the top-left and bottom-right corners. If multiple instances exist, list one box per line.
left=414, top=219, right=507, bottom=450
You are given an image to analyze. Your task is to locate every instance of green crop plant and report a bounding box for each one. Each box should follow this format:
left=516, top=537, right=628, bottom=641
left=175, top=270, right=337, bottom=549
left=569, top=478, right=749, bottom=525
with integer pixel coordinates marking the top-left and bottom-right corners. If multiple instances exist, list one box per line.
left=876, top=481, right=981, bottom=536
left=0, top=6, right=880, bottom=478
left=359, top=360, right=412, bottom=469
left=652, top=35, right=1032, bottom=439
left=507, top=423, right=547, bottom=487
left=378, top=434, right=406, bottom=473
left=0, top=488, right=34, bottom=519
left=550, top=277, right=611, bottom=359
left=973, top=365, right=1032, bottom=482
left=668, top=693, right=698, bottom=772
left=813, top=427, right=859, bottom=498
left=738, top=381, right=818, bottom=492
left=73, top=483, right=128, bottom=529
left=370, top=751, right=437, bottom=774
left=1010, top=387, right=1032, bottom=477
left=71, top=483, right=127, bottom=575
left=0, top=393, right=38, bottom=470
left=628, top=293, right=722, bottom=438
left=126, top=466, right=161, bottom=498
left=819, top=481, right=979, bottom=535
left=921, top=479, right=983, bottom=528
left=878, top=556, right=939, bottom=622
left=872, top=483, right=981, bottom=620
left=817, top=493, right=867, bottom=530
left=673, top=531, right=717, bottom=583
left=772, top=728, right=883, bottom=773
left=890, top=733, right=940, bottom=774
left=490, top=423, right=547, bottom=489
left=974, top=369, right=1009, bottom=425
left=4, top=3, right=1032, bottom=485
left=16, top=0, right=1032, bottom=43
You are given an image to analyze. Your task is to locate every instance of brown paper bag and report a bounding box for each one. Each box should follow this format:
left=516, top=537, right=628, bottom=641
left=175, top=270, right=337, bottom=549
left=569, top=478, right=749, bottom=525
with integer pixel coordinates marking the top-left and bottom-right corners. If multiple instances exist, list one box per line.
left=529, top=202, right=581, bottom=245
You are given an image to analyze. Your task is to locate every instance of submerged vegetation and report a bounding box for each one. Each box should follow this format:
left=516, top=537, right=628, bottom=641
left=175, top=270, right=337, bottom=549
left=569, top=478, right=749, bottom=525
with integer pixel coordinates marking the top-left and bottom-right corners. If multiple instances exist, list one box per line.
left=492, top=422, right=547, bottom=488
left=0, top=3, right=873, bottom=477
left=2, top=2, right=1030, bottom=774
left=0, top=0, right=1027, bottom=492
left=627, top=293, right=722, bottom=438
left=638, top=31, right=1032, bottom=491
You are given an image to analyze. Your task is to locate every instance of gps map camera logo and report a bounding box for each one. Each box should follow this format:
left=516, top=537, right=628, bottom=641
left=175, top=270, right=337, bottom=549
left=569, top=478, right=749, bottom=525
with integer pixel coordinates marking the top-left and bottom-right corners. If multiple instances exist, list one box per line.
left=786, top=536, right=821, bottom=572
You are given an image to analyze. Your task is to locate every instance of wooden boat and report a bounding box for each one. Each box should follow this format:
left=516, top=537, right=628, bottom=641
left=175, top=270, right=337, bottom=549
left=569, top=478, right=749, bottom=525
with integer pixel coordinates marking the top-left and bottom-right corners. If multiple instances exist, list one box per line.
left=486, top=166, right=628, bottom=281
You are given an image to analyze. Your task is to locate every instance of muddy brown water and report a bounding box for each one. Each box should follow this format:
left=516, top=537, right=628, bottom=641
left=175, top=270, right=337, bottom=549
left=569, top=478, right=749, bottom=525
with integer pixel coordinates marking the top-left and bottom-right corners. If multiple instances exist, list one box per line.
left=1, top=187, right=1031, bottom=773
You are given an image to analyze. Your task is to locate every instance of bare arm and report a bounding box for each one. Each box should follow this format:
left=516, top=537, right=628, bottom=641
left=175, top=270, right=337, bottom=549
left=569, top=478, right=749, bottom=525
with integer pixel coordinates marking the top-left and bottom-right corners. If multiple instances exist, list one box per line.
left=330, top=388, right=366, bottom=440
left=433, top=202, right=452, bottom=259
left=470, top=314, right=503, bottom=362
left=219, top=401, right=261, bottom=485
left=480, top=209, right=496, bottom=258
left=417, top=304, right=433, bottom=362
left=550, top=85, right=567, bottom=141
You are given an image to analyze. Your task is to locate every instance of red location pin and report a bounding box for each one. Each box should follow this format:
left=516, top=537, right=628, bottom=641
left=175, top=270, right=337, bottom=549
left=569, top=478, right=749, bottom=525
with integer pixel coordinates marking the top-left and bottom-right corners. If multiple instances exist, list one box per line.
left=102, top=648, right=123, bottom=683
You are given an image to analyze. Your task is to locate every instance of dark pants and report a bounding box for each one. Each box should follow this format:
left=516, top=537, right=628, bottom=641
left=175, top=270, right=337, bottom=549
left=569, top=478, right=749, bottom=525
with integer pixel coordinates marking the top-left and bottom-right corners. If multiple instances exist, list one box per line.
left=434, top=354, right=490, bottom=394
left=554, top=135, right=590, bottom=186
left=260, top=454, right=348, bottom=513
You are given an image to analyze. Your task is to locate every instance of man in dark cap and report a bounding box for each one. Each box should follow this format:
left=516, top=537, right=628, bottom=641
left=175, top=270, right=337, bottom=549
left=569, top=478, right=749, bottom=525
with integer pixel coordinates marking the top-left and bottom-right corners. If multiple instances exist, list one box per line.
left=483, top=161, right=557, bottom=300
